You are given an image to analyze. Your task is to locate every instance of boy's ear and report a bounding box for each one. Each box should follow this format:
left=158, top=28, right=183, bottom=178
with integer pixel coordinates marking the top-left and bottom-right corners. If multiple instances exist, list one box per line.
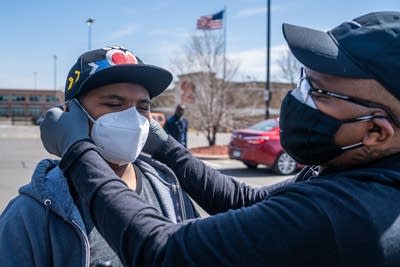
left=363, top=117, right=394, bottom=146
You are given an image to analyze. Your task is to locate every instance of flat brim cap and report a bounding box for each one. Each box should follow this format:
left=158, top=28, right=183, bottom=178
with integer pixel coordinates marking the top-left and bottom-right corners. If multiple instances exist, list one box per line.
left=79, top=64, right=172, bottom=99
left=282, top=23, right=373, bottom=78
left=65, top=46, right=173, bottom=100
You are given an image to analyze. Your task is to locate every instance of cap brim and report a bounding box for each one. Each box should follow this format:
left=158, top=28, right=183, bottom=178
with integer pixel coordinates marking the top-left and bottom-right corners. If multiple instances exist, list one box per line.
left=78, top=64, right=173, bottom=99
left=282, top=23, right=372, bottom=78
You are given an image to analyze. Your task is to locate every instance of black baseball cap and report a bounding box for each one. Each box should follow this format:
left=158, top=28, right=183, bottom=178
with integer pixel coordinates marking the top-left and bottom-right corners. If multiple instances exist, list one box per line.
left=283, top=11, right=400, bottom=100
left=65, top=45, right=173, bottom=100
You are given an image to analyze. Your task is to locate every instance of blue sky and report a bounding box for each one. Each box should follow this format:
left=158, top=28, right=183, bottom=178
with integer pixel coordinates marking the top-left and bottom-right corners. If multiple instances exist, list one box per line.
left=1, top=0, right=399, bottom=90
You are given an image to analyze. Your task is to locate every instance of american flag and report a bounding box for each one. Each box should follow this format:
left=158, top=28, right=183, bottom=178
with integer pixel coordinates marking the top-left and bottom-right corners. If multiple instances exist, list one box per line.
left=197, top=10, right=224, bottom=30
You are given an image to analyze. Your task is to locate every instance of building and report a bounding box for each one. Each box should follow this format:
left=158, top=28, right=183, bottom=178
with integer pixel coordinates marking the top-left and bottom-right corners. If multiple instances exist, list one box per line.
left=0, top=74, right=293, bottom=128
left=0, top=89, right=64, bottom=124
left=151, top=72, right=294, bottom=130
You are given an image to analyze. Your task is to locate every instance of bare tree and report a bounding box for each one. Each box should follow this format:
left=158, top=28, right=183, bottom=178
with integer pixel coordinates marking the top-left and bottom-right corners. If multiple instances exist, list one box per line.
left=276, top=49, right=302, bottom=86
left=172, top=31, right=240, bottom=146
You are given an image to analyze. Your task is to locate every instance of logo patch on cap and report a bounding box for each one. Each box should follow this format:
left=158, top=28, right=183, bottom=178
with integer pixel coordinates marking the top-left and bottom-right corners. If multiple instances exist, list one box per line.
left=87, top=47, right=139, bottom=75
left=106, top=49, right=137, bottom=65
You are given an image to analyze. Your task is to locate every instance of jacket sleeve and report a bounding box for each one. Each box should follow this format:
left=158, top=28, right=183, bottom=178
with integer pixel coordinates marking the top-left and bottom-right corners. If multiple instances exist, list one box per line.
left=152, top=136, right=296, bottom=214
left=63, top=141, right=338, bottom=267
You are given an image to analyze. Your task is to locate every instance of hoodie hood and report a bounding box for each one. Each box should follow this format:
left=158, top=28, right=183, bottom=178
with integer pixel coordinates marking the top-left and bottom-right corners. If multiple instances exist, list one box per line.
left=19, top=159, right=84, bottom=226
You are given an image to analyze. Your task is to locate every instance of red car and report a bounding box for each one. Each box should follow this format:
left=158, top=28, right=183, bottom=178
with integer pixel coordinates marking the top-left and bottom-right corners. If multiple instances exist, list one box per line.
left=228, top=118, right=299, bottom=175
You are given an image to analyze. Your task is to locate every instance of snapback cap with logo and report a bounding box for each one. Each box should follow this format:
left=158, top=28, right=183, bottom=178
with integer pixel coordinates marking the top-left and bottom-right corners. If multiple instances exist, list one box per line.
left=65, top=45, right=173, bottom=100
left=283, top=11, right=400, bottom=100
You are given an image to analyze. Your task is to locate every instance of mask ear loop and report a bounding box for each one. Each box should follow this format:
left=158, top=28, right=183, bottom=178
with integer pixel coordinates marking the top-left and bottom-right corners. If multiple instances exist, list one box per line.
left=56, top=101, right=68, bottom=111
left=339, top=115, right=388, bottom=151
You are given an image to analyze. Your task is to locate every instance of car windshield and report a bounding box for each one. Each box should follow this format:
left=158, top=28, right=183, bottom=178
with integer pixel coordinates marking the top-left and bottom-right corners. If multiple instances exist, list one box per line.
left=248, top=119, right=277, bottom=132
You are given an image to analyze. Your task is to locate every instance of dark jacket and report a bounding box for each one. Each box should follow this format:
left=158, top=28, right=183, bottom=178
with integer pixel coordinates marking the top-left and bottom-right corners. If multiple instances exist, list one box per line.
left=0, top=154, right=198, bottom=267
left=63, top=138, right=400, bottom=267
left=164, top=115, right=188, bottom=147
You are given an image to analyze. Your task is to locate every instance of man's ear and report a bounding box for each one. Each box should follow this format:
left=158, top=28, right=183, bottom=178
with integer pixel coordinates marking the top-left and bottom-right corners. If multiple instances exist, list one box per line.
left=363, top=118, right=395, bottom=146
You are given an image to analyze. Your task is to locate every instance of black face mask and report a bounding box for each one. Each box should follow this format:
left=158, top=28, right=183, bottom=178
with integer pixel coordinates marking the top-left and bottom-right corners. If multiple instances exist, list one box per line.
left=279, top=92, right=381, bottom=166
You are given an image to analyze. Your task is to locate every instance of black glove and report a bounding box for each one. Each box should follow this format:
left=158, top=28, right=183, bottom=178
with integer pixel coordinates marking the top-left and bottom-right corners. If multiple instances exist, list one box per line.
left=40, top=99, right=90, bottom=157
left=142, top=119, right=168, bottom=155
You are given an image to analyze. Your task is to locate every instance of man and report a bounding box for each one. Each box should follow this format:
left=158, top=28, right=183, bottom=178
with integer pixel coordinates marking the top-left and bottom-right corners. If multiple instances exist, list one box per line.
left=164, top=104, right=188, bottom=147
left=40, top=12, right=400, bottom=266
left=0, top=46, right=198, bottom=267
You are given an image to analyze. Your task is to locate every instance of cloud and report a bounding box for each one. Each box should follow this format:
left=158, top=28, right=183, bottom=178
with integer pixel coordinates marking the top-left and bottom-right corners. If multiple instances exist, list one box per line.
left=164, top=45, right=293, bottom=83
left=140, top=41, right=182, bottom=69
left=236, top=6, right=267, bottom=17
left=235, top=5, right=281, bottom=18
left=228, top=45, right=290, bottom=81
left=104, top=24, right=137, bottom=42
left=148, top=28, right=189, bottom=38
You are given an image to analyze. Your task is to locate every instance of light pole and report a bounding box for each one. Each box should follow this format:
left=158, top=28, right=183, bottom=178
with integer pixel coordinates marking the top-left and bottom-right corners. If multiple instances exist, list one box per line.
left=264, top=0, right=271, bottom=119
left=53, top=55, right=57, bottom=92
left=86, top=17, right=95, bottom=51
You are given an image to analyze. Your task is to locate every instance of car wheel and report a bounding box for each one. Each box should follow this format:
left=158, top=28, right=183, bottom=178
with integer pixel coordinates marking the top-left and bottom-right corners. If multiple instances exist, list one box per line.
left=243, top=162, right=258, bottom=169
left=273, top=152, right=296, bottom=175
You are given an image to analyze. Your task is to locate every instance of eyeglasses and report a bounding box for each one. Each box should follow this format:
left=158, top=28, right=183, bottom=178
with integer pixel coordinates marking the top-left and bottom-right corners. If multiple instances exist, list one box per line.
left=296, top=70, right=400, bottom=128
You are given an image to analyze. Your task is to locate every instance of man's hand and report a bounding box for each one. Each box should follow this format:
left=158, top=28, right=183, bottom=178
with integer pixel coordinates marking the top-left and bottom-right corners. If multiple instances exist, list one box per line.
left=40, top=99, right=90, bottom=157
left=142, top=119, right=168, bottom=155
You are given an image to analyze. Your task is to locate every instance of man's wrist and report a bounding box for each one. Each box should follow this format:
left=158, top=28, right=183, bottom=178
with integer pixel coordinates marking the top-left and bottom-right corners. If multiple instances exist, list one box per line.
left=60, top=139, right=100, bottom=172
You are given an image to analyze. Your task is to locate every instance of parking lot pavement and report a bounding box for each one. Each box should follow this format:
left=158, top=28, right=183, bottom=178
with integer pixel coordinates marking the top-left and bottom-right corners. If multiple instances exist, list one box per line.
left=187, top=130, right=231, bottom=148
left=0, top=125, right=291, bottom=213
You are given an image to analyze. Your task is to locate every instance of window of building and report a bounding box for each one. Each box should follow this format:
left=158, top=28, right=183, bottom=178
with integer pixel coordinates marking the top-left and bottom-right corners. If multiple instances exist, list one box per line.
left=46, top=95, right=58, bottom=102
left=12, top=95, right=26, bottom=102
left=12, top=107, right=25, bottom=116
left=29, top=107, right=42, bottom=116
left=0, top=95, right=8, bottom=102
left=0, top=107, right=8, bottom=116
left=29, top=95, right=42, bottom=102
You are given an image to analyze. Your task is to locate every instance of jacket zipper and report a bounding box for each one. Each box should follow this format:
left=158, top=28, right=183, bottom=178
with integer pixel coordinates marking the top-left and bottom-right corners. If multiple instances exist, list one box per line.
left=72, top=220, right=90, bottom=267
left=44, top=199, right=53, bottom=267
left=173, top=185, right=187, bottom=222
left=42, top=198, right=90, bottom=267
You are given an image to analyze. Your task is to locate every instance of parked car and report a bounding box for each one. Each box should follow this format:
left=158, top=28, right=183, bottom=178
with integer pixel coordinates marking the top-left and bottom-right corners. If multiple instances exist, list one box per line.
left=151, top=112, right=166, bottom=127
left=228, top=118, right=299, bottom=175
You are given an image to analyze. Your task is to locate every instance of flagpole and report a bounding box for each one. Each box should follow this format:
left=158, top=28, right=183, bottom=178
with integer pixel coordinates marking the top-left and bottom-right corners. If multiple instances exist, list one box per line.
left=265, top=0, right=271, bottom=119
left=223, top=6, right=227, bottom=81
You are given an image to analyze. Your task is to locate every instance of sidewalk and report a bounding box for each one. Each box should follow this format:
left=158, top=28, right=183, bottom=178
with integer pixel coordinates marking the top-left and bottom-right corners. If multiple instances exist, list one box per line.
left=189, top=144, right=229, bottom=160
left=187, top=131, right=230, bottom=160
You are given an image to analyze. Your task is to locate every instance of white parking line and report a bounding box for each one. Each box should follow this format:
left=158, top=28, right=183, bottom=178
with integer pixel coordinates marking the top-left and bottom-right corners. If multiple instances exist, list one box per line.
left=201, top=160, right=222, bottom=169
left=201, top=159, right=241, bottom=169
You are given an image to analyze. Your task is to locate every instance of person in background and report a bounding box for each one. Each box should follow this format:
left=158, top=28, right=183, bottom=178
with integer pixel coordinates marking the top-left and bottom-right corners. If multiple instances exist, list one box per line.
left=40, top=12, right=400, bottom=267
left=0, top=46, right=198, bottom=267
left=164, top=104, right=188, bottom=147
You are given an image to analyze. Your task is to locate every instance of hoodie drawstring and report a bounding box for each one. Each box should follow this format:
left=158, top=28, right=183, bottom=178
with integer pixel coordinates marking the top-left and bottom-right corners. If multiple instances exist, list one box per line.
left=44, top=199, right=54, bottom=267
